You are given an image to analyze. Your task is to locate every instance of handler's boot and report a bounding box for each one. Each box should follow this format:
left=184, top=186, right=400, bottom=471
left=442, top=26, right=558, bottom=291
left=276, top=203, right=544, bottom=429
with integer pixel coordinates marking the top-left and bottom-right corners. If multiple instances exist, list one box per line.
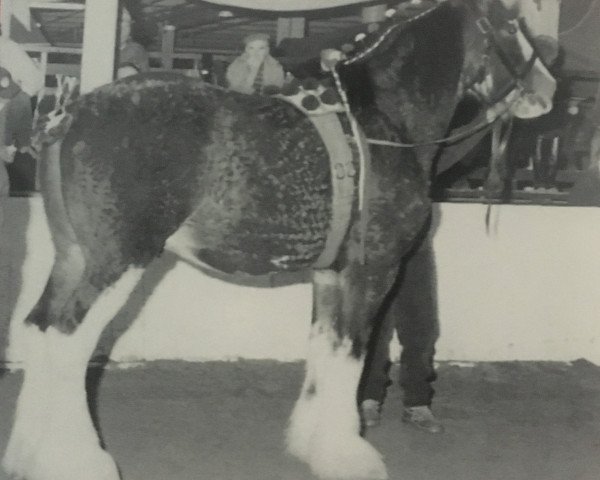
left=402, top=406, right=444, bottom=434
left=360, top=399, right=382, bottom=428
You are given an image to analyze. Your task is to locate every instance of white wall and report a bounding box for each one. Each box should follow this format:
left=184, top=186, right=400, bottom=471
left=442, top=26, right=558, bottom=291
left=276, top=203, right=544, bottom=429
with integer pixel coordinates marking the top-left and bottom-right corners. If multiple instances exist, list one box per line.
left=2, top=198, right=600, bottom=364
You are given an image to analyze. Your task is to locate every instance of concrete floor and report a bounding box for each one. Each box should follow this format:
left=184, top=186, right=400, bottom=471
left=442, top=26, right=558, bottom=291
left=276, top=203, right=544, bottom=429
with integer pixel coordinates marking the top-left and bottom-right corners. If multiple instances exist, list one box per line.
left=0, top=360, right=599, bottom=480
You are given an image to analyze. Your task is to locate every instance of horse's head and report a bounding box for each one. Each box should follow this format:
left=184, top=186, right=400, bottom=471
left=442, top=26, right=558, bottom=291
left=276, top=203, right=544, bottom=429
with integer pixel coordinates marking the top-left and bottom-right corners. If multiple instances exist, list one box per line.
left=460, top=0, right=558, bottom=120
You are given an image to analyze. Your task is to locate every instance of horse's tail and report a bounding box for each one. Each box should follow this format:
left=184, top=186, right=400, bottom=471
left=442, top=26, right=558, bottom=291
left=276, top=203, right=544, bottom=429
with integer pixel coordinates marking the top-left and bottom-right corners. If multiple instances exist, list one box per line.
left=31, top=75, right=79, bottom=154
left=34, top=75, right=82, bottom=246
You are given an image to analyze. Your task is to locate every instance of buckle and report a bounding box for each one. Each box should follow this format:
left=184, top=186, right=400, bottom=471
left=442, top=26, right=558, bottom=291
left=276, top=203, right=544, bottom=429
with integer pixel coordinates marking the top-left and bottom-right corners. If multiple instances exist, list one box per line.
left=476, top=17, right=492, bottom=35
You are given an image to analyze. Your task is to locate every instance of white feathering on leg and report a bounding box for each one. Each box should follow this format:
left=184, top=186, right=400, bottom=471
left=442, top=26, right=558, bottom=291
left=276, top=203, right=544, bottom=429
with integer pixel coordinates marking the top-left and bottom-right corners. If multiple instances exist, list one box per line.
left=3, top=267, right=144, bottom=480
left=288, top=324, right=387, bottom=480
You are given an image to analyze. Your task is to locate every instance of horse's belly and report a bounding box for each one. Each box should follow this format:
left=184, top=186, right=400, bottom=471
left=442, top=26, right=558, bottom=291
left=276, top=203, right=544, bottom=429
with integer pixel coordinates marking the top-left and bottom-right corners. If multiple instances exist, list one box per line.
left=164, top=190, right=332, bottom=276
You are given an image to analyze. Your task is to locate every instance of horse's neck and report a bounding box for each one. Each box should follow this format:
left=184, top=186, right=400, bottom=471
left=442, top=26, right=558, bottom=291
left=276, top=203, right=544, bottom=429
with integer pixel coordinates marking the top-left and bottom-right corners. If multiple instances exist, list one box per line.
left=353, top=3, right=466, bottom=171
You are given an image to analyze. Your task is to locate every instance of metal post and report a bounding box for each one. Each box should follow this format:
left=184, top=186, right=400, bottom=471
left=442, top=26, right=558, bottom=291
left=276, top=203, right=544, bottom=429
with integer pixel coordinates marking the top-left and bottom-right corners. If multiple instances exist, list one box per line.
left=1, top=0, right=12, bottom=38
left=161, top=24, right=175, bottom=70
left=80, top=0, right=119, bottom=94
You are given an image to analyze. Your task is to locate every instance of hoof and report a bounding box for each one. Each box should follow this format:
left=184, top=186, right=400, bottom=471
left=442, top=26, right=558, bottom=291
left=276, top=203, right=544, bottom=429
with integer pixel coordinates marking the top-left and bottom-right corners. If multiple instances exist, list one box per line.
left=4, top=444, right=120, bottom=480
left=308, top=433, right=388, bottom=480
left=286, top=395, right=318, bottom=461
left=360, top=399, right=382, bottom=428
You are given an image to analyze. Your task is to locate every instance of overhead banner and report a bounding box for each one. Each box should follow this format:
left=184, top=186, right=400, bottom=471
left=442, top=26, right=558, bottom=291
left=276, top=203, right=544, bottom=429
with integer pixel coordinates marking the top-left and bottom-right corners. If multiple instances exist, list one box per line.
left=203, top=0, right=374, bottom=11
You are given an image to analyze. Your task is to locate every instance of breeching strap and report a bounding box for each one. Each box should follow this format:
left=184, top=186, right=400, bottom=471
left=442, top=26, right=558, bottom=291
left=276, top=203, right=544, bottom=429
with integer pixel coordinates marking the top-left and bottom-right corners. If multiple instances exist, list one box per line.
left=332, top=66, right=370, bottom=265
left=308, top=112, right=361, bottom=269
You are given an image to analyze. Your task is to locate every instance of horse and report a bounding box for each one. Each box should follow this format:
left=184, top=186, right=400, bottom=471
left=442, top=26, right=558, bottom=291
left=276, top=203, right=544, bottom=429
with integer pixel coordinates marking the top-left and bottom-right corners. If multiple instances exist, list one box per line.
left=3, top=1, right=555, bottom=479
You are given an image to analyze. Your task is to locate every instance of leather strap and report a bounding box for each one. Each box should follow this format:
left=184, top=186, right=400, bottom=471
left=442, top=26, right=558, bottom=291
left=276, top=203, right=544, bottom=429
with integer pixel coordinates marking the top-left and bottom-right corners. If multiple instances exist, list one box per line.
left=308, top=112, right=361, bottom=269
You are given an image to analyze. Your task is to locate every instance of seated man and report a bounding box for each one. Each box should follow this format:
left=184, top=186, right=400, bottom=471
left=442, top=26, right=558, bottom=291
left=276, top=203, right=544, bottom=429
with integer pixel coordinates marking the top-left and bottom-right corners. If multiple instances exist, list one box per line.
left=226, top=33, right=285, bottom=95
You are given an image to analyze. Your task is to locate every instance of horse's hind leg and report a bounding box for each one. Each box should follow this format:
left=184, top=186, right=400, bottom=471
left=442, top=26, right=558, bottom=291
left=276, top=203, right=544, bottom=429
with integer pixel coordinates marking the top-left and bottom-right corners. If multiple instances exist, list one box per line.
left=3, top=247, right=143, bottom=480
left=287, top=265, right=396, bottom=480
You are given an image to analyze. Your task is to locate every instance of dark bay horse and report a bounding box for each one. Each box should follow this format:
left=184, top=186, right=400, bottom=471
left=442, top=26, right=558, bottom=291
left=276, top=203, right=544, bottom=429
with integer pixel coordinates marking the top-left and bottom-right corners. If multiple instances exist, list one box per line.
left=3, top=1, right=555, bottom=479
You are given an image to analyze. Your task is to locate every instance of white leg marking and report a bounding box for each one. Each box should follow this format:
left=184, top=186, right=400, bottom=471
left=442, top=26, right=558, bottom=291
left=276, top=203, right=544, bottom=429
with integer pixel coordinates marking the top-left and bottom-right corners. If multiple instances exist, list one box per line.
left=3, top=267, right=144, bottom=480
left=286, top=338, right=318, bottom=461
left=287, top=325, right=388, bottom=480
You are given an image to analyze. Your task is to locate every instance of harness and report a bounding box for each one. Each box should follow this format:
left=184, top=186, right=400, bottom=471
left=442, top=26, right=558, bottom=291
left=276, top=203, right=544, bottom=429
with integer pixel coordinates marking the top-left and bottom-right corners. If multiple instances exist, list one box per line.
left=34, top=2, right=551, bottom=275
left=285, top=0, right=551, bottom=268
left=275, top=83, right=370, bottom=268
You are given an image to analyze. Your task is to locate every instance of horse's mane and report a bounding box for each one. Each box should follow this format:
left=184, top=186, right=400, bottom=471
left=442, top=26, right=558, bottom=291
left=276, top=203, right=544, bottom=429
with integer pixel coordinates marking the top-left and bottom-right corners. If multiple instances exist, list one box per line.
left=339, top=1, right=465, bottom=109
left=342, top=1, right=447, bottom=67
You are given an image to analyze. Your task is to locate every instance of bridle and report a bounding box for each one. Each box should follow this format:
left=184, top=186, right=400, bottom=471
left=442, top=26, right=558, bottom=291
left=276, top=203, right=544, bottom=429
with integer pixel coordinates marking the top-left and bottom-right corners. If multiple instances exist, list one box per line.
left=336, top=0, right=549, bottom=150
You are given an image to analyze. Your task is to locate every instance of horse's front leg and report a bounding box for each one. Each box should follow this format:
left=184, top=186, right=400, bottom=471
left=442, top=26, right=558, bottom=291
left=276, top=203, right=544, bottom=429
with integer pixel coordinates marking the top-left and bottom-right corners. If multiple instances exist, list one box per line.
left=287, top=265, right=394, bottom=480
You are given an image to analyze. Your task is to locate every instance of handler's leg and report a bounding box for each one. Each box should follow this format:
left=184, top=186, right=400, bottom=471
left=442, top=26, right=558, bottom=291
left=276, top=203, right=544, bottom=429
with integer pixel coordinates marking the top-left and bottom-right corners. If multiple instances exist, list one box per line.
left=396, top=238, right=442, bottom=433
left=358, top=236, right=442, bottom=433
left=358, top=310, right=394, bottom=428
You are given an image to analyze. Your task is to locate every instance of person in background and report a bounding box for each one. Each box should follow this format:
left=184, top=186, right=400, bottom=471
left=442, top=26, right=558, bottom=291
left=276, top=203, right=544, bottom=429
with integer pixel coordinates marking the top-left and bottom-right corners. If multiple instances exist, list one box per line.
left=569, top=83, right=600, bottom=206
left=0, top=29, right=45, bottom=195
left=0, top=67, right=34, bottom=224
left=0, top=35, right=44, bottom=100
left=226, top=33, right=285, bottom=95
left=288, top=47, right=347, bottom=83
left=117, top=6, right=150, bottom=79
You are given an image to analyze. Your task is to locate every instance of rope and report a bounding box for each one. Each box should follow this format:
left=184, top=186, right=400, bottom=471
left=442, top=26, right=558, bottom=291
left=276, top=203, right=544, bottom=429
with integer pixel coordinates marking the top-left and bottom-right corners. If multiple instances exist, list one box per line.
left=364, top=119, right=493, bottom=149
left=363, top=86, right=521, bottom=150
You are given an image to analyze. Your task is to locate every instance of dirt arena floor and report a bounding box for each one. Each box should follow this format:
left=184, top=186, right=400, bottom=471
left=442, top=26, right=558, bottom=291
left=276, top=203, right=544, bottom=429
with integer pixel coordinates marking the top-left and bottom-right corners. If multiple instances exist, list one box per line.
left=0, top=360, right=599, bottom=480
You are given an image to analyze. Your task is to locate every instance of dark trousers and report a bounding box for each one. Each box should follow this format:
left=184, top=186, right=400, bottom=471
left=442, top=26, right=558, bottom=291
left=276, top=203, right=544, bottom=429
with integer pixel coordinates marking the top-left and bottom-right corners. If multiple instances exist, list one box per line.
left=360, top=236, right=439, bottom=407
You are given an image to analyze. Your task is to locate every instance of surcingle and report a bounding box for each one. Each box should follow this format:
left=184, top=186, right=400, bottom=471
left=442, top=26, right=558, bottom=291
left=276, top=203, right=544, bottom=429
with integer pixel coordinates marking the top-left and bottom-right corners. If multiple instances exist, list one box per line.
left=276, top=77, right=345, bottom=116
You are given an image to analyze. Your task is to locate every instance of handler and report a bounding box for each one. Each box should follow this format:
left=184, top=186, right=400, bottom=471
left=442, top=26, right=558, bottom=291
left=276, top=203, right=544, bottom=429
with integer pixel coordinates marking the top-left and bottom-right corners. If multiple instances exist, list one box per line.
left=0, top=67, right=34, bottom=224
left=569, top=82, right=600, bottom=206
left=359, top=226, right=444, bottom=434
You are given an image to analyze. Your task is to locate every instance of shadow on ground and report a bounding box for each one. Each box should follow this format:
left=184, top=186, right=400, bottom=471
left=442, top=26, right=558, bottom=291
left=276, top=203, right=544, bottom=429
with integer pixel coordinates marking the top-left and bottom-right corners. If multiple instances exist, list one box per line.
left=0, top=360, right=599, bottom=480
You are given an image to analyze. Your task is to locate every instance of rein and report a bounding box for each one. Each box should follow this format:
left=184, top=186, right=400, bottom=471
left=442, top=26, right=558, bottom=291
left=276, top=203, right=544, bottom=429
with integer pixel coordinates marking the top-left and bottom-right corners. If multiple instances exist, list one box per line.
left=360, top=75, right=523, bottom=150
